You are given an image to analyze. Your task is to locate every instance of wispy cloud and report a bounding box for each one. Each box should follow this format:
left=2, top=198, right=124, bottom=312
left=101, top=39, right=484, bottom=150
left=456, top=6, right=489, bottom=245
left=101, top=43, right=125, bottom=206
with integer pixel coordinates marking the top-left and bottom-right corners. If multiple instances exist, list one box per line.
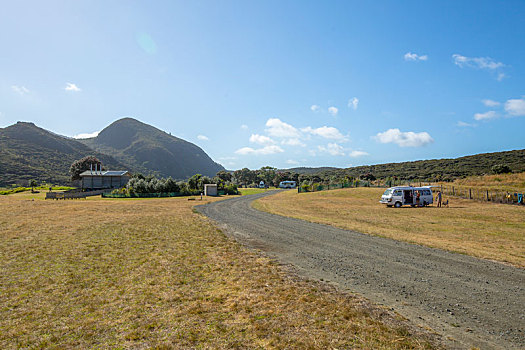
left=348, top=97, right=359, bottom=110
left=457, top=121, right=476, bottom=127
left=73, top=131, right=100, bottom=139
left=281, top=138, right=306, bottom=147
left=235, top=145, right=284, bottom=155
left=328, top=106, right=338, bottom=116
left=197, top=134, right=209, bottom=141
left=349, top=150, right=369, bottom=157
left=374, top=128, right=434, bottom=147
left=286, top=159, right=299, bottom=165
left=452, top=54, right=505, bottom=80
left=504, top=97, right=525, bottom=117
left=11, top=85, right=29, bottom=95
left=318, top=143, right=345, bottom=156
left=474, top=111, right=498, bottom=121
left=404, top=52, right=428, bottom=61
left=301, top=126, right=347, bottom=141
left=249, top=134, right=275, bottom=145
left=310, top=104, right=320, bottom=112
left=265, top=118, right=300, bottom=138
left=482, top=99, right=500, bottom=107
left=240, top=124, right=248, bottom=130
left=65, top=83, right=81, bottom=92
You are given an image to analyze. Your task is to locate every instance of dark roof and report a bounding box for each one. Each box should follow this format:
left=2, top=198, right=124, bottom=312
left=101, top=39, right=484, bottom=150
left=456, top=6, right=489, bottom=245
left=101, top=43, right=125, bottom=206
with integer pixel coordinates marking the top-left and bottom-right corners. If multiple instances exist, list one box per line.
left=79, top=170, right=130, bottom=177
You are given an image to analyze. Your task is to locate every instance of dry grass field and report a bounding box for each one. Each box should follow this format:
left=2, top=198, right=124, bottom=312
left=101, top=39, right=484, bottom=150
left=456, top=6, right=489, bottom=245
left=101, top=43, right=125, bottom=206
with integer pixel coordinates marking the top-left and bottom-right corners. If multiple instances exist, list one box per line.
left=254, top=188, right=525, bottom=268
left=0, top=192, right=437, bottom=349
left=446, top=172, right=525, bottom=192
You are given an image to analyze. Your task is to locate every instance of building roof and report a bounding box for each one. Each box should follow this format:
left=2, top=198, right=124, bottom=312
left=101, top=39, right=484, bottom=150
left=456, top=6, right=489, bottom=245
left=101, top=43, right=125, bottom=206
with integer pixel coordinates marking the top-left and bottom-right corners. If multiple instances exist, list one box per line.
left=79, top=170, right=130, bottom=177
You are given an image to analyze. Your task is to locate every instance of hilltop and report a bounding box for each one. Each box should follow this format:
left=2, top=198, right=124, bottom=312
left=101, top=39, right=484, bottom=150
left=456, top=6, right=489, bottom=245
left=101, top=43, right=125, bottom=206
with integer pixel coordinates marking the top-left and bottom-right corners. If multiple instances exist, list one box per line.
left=79, top=118, right=224, bottom=180
left=0, top=122, right=123, bottom=185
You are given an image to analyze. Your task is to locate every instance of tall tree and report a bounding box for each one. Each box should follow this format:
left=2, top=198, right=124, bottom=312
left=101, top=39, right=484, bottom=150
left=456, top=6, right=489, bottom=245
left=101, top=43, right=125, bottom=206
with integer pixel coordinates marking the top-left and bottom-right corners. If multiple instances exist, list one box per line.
left=69, top=156, right=103, bottom=181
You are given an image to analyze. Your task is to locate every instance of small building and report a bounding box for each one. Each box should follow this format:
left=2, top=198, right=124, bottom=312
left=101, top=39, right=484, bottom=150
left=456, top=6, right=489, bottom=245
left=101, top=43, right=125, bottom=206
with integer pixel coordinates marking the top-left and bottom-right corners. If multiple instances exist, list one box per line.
left=80, top=170, right=131, bottom=190
left=204, top=184, right=218, bottom=196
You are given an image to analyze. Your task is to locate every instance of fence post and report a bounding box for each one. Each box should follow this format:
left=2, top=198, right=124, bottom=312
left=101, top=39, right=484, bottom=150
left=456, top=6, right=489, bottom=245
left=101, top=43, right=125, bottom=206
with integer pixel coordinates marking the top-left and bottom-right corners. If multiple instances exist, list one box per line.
left=486, top=190, right=489, bottom=201
left=469, top=188, right=472, bottom=199
left=452, top=186, right=455, bottom=196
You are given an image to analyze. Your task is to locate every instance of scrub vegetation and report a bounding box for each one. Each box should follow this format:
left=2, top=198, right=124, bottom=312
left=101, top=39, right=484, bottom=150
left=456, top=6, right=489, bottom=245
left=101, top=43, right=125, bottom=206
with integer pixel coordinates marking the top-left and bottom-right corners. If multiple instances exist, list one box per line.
left=254, top=187, right=525, bottom=268
left=0, top=193, right=437, bottom=349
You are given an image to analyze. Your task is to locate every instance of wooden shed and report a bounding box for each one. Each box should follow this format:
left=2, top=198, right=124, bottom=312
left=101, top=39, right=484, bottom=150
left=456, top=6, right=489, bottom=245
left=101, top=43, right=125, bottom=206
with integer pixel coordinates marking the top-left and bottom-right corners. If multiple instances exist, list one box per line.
left=80, top=170, right=131, bottom=190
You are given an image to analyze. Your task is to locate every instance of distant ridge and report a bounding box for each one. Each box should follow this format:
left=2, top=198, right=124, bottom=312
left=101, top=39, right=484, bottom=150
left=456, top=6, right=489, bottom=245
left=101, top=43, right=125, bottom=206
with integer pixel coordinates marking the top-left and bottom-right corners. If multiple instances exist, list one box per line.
left=78, top=118, right=224, bottom=180
left=0, top=122, right=123, bottom=185
left=286, top=149, right=525, bottom=180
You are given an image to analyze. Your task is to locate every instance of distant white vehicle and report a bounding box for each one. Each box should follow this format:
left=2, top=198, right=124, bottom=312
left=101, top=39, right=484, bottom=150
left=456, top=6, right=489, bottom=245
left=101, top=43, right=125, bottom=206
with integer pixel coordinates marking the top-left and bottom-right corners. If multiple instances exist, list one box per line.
left=279, top=180, right=296, bottom=189
left=380, top=186, right=433, bottom=208
left=258, top=181, right=266, bottom=188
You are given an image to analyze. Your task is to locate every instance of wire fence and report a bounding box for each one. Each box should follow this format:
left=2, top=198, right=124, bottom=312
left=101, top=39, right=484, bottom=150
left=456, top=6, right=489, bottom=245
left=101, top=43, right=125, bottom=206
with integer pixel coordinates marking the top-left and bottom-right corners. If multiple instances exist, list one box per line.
left=297, top=181, right=525, bottom=205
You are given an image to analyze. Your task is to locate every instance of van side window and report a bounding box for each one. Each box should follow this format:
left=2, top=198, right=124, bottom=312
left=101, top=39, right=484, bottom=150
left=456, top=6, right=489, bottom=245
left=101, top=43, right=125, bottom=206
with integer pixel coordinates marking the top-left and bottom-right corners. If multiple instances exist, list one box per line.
left=393, top=190, right=402, bottom=196
left=422, top=189, right=431, bottom=195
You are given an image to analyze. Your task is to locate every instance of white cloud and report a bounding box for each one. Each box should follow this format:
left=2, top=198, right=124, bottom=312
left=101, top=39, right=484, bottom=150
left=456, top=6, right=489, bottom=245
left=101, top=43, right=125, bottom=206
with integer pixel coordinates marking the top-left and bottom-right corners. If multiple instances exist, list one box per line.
left=482, top=99, right=500, bottom=107
left=374, top=128, right=434, bottom=147
left=474, top=111, right=498, bottom=121
left=457, top=121, right=475, bottom=127
left=265, top=118, right=300, bottom=138
left=404, top=52, right=428, bottom=61
left=504, top=97, right=525, bottom=117
left=11, top=85, right=29, bottom=95
left=281, top=138, right=306, bottom=147
left=348, top=97, right=359, bottom=110
left=310, top=104, right=320, bottom=112
left=73, top=131, right=100, bottom=139
left=452, top=54, right=505, bottom=79
left=235, top=145, right=284, bottom=155
left=328, top=106, right=338, bottom=116
left=249, top=134, right=275, bottom=145
left=197, top=134, right=209, bottom=141
left=286, top=159, right=299, bottom=165
left=349, top=150, right=369, bottom=157
left=301, top=126, right=347, bottom=141
left=65, top=83, right=81, bottom=92
left=240, top=124, right=248, bottom=130
left=318, top=143, right=345, bottom=156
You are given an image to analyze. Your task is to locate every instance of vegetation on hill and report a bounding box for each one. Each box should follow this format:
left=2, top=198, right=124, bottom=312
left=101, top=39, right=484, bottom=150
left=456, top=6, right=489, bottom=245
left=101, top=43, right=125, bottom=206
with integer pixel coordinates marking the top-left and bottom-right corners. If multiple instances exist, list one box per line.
left=0, top=122, right=123, bottom=186
left=79, top=118, right=224, bottom=180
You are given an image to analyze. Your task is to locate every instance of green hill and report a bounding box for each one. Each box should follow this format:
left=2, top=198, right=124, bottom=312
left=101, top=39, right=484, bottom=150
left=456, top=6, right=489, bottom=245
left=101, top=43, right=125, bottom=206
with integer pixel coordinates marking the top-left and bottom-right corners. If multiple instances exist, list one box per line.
left=79, top=118, right=224, bottom=180
left=305, top=149, right=525, bottom=181
left=0, top=122, right=123, bottom=186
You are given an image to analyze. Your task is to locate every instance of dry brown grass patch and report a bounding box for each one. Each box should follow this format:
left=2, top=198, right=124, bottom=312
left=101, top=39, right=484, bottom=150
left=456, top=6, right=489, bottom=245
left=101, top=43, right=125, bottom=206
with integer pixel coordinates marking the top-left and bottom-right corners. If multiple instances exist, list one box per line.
left=0, top=195, right=438, bottom=348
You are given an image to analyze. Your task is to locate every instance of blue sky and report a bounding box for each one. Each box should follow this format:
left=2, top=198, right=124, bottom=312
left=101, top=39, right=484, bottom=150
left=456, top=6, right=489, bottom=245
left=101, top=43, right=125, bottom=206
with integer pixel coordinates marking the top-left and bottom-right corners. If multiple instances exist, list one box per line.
left=1, top=1, right=524, bottom=170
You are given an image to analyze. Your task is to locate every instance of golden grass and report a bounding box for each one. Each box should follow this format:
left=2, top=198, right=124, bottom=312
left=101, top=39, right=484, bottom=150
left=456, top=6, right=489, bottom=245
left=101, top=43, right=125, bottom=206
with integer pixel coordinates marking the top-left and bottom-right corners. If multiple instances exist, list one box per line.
left=445, top=172, right=525, bottom=192
left=254, top=188, right=525, bottom=268
left=0, top=194, right=437, bottom=348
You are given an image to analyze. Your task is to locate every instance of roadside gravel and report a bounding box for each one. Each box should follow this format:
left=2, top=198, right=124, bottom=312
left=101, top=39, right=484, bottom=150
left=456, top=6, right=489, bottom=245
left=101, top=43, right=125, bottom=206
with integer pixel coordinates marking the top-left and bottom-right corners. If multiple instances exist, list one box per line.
left=196, top=191, right=525, bottom=349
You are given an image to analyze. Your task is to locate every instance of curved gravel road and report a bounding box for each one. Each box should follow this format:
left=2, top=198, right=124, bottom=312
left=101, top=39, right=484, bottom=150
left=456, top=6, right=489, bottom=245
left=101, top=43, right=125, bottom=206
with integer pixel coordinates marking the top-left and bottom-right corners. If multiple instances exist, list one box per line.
left=196, top=191, right=525, bottom=349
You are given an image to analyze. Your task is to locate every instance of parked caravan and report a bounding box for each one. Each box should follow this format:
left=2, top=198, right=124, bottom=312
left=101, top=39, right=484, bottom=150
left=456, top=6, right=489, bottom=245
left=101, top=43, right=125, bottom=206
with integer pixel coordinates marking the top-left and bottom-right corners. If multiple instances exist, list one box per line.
left=279, top=181, right=297, bottom=189
left=380, top=186, right=433, bottom=207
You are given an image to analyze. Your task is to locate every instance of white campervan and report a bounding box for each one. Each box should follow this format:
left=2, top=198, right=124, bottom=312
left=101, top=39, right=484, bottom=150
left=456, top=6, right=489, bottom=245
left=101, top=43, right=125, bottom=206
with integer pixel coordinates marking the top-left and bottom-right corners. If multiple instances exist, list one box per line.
left=380, top=186, right=433, bottom=208
left=279, top=181, right=296, bottom=189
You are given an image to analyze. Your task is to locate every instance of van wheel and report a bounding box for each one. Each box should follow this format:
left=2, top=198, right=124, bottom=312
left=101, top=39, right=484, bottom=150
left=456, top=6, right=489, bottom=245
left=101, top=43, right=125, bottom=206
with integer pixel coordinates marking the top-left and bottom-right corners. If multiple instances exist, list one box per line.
left=394, top=202, right=402, bottom=208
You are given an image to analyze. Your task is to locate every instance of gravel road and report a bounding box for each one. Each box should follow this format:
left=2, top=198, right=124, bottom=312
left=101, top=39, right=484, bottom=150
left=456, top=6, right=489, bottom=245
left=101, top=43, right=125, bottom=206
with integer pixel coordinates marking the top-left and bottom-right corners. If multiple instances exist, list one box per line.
left=196, top=191, right=525, bottom=349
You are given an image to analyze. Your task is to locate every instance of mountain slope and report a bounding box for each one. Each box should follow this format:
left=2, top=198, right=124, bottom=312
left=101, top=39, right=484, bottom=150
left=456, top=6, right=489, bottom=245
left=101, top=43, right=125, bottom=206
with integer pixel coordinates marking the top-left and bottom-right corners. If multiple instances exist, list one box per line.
left=80, top=118, right=224, bottom=179
left=0, top=122, right=123, bottom=186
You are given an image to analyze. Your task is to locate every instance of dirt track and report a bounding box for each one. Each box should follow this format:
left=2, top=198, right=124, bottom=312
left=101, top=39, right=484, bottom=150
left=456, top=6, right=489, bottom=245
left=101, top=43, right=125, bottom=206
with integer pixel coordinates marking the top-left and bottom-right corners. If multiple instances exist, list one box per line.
left=196, top=191, right=525, bottom=349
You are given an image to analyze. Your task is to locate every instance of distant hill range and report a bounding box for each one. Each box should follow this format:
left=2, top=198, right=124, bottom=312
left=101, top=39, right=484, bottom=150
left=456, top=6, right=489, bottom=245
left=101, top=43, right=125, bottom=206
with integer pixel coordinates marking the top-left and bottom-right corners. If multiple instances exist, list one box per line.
left=287, top=149, right=525, bottom=181
left=0, top=118, right=224, bottom=186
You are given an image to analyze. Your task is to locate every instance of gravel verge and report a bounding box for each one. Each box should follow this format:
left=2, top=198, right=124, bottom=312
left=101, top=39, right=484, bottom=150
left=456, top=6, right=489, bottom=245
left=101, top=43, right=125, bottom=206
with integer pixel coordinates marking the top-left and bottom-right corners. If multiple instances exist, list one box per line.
left=196, top=191, right=525, bottom=349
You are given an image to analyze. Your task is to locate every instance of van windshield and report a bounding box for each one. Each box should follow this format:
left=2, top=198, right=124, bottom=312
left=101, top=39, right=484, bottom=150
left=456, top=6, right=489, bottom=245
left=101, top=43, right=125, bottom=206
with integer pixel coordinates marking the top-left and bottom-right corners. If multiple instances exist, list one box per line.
left=383, top=189, right=393, bottom=196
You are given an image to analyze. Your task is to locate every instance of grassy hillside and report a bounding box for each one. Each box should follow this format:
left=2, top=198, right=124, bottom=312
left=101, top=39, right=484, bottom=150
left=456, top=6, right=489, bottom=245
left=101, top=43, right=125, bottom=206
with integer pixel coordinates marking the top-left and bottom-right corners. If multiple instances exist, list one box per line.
left=80, top=118, right=225, bottom=180
left=0, top=122, right=123, bottom=186
left=310, top=149, right=525, bottom=181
